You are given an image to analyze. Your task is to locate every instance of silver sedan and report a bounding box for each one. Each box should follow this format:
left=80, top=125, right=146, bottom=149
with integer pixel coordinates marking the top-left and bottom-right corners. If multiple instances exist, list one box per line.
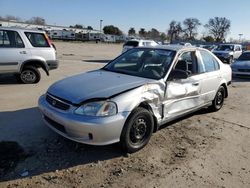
left=38, top=45, right=232, bottom=153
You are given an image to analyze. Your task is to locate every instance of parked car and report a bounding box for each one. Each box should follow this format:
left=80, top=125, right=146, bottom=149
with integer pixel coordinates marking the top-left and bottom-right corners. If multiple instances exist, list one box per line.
left=122, top=39, right=158, bottom=53
left=231, top=51, right=250, bottom=77
left=0, top=27, right=58, bottom=84
left=38, top=45, right=232, bottom=153
left=202, top=45, right=217, bottom=51
left=213, top=44, right=242, bottom=64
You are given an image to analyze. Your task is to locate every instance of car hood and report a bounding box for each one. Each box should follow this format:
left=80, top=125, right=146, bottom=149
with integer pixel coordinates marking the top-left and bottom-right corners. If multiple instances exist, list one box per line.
left=231, top=60, right=250, bottom=68
left=48, top=70, right=152, bottom=104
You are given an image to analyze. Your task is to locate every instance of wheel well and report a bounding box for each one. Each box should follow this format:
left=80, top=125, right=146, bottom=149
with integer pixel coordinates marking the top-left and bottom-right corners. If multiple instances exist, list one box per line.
left=221, top=83, right=228, bottom=98
left=21, top=61, right=49, bottom=75
left=138, top=102, right=158, bottom=133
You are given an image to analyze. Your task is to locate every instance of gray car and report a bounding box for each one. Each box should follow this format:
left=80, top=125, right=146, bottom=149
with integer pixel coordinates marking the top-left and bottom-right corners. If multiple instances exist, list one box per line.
left=38, top=45, right=232, bottom=153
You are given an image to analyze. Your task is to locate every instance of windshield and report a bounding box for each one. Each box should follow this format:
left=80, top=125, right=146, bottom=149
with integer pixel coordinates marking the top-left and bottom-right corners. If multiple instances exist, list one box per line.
left=216, top=45, right=234, bottom=51
left=103, top=48, right=176, bottom=80
left=238, top=52, right=250, bottom=61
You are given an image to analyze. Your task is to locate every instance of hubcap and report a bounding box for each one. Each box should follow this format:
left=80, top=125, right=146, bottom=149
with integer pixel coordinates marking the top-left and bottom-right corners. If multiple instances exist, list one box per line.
left=21, top=70, right=36, bottom=82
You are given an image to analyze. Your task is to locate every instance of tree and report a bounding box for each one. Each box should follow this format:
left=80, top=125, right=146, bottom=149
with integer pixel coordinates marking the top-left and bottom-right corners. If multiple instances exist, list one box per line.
left=103, top=25, right=122, bottom=35
left=139, top=28, right=147, bottom=38
left=128, top=27, right=136, bottom=36
left=183, top=18, right=201, bottom=40
left=203, top=36, right=214, bottom=42
left=69, top=24, right=83, bottom=29
left=0, top=15, right=21, bottom=21
left=205, top=17, right=231, bottom=42
left=87, top=26, right=93, bottom=30
left=148, top=28, right=160, bottom=40
left=26, top=17, right=46, bottom=25
left=167, top=21, right=182, bottom=43
left=160, top=33, right=168, bottom=41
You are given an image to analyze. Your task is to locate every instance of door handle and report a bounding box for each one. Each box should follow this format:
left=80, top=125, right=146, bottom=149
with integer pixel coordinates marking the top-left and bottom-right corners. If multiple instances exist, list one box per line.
left=192, top=82, right=199, bottom=86
left=19, top=51, right=27, bottom=54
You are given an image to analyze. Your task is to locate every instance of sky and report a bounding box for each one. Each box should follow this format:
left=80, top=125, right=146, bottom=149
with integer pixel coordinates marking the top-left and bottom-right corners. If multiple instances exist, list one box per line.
left=1, top=0, right=250, bottom=40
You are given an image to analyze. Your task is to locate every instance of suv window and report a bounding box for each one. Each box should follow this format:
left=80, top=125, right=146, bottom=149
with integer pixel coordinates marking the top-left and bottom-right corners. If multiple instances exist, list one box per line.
left=0, top=30, right=24, bottom=48
left=200, top=50, right=220, bottom=72
left=235, top=46, right=241, bottom=51
left=25, top=32, right=49, bottom=47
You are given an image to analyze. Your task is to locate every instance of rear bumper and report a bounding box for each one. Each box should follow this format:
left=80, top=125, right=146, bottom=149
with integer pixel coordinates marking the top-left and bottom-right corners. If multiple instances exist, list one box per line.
left=47, top=60, right=59, bottom=70
left=232, top=71, right=250, bottom=77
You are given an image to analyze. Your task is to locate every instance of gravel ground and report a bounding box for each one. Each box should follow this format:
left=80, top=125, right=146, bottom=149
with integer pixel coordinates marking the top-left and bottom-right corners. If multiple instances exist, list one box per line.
left=0, top=42, right=250, bottom=188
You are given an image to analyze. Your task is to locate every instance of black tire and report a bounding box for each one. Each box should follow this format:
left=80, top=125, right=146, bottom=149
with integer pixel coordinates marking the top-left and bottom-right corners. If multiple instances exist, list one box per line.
left=210, top=86, right=225, bottom=111
left=120, top=107, right=154, bottom=153
left=19, top=66, right=41, bottom=84
left=228, top=56, right=233, bottom=64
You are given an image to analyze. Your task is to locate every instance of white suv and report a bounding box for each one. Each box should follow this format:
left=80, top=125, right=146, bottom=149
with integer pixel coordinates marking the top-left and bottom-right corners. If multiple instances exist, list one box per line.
left=122, top=39, right=158, bottom=53
left=0, top=27, right=58, bottom=84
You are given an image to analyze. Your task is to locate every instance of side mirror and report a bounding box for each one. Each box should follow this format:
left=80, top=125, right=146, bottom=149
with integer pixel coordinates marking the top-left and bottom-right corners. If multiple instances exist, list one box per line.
left=168, top=69, right=189, bottom=80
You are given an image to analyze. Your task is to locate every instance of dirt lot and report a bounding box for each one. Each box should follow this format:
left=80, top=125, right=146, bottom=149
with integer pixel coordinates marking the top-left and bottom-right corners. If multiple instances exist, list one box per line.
left=0, top=42, right=250, bottom=188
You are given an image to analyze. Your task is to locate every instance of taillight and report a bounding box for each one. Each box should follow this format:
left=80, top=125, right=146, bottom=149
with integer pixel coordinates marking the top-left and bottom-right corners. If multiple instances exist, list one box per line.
left=44, top=33, right=53, bottom=47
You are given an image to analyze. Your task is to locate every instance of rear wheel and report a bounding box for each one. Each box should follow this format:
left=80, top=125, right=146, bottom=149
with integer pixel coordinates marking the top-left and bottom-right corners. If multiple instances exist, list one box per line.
left=228, top=56, right=233, bottom=64
left=19, top=66, right=41, bottom=84
left=120, top=107, right=154, bottom=153
left=210, top=86, right=225, bottom=111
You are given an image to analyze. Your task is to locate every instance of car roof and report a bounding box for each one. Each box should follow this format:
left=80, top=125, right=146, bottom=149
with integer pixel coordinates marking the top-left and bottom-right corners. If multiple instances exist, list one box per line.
left=126, top=39, right=156, bottom=42
left=136, top=44, right=199, bottom=52
left=0, top=26, right=45, bottom=33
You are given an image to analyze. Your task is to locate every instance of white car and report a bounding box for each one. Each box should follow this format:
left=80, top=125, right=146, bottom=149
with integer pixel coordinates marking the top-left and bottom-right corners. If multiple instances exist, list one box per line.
left=122, top=39, right=158, bottom=53
left=39, top=45, right=232, bottom=153
left=0, top=27, right=58, bottom=84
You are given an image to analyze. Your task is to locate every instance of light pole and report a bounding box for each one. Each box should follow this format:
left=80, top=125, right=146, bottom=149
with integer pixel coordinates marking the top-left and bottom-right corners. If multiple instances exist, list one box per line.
left=100, top=19, right=103, bottom=33
left=239, top=34, right=243, bottom=43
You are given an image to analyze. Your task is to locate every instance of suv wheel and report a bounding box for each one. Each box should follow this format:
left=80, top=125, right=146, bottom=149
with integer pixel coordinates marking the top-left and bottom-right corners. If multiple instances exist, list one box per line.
left=210, top=86, right=225, bottom=111
left=19, top=66, right=41, bottom=84
left=228, top=56, right=233, bottom=64
left=120, top=107, right=154, bottom=153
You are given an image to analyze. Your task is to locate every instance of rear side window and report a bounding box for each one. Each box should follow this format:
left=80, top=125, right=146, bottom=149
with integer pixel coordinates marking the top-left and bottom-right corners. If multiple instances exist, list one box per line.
left=25, top=32, right=49, bottom=47
left=124, top=41, right=139, bottom=47
left=200, top=50, right=220, bottom=72
left=0, top=30, right=24, bottom=48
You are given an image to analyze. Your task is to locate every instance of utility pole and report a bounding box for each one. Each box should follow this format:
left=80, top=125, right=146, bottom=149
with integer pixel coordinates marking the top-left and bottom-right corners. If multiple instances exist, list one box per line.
left=239, top=34, right=243, bottom=43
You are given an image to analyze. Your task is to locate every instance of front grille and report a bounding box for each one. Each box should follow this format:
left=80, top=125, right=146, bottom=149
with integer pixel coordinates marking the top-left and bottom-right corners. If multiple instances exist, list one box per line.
left=44, top=115, right=66, bottom=134
left=46, top=94, right=70, bottom=110
left=238, top=69, right=250, bottom=72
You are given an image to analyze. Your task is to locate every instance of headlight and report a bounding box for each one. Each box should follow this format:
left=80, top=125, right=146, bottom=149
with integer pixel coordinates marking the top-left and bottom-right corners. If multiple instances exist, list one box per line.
left=75, top=101, right=117, bottom=116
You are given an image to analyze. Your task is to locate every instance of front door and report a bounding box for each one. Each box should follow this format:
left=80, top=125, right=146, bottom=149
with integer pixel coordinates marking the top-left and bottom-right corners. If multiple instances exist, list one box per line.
left=163, top=51, right=206, bottom=120
left=0, top=30, right=27, bottom=73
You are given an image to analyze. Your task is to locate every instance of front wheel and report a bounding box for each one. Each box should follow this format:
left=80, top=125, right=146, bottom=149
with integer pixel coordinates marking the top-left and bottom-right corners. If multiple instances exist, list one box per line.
left=120, top=107, right=154, bottom=153
left=210, top=86, right=225, bottom=111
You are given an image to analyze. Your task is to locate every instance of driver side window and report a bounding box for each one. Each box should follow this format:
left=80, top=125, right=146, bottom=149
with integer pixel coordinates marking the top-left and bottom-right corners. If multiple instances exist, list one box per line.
left=175, top=51, right=199, bottom=76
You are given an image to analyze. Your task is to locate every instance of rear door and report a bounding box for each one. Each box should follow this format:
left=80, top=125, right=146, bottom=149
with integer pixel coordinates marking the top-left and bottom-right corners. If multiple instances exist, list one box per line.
left=0, top=30, right=27, bottom=73
left=198, top=50, right=221, bottom=102
left=24, top=32, right=55, bottom=61
left=234, top=45, right=242, bottom=59
left=163, top=50, right=206, bottom=119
